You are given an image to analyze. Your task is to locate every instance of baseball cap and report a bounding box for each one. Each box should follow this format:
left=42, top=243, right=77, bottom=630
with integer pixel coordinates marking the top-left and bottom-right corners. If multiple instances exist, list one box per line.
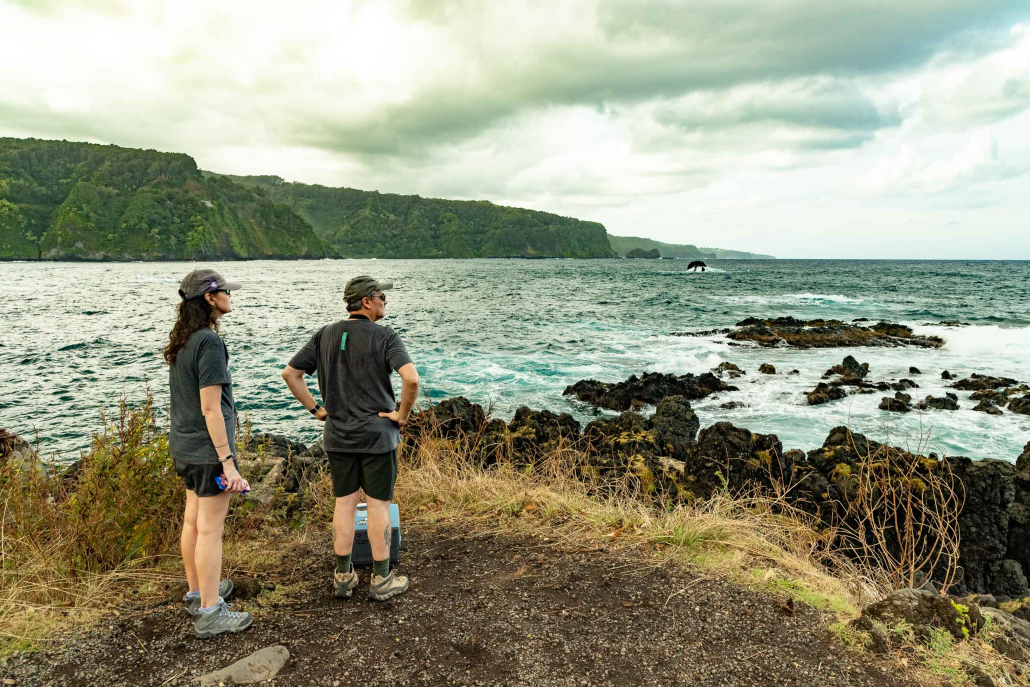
left=344, top=275, right=393, bottom=304
left=178, top=268, right=243, bottom=300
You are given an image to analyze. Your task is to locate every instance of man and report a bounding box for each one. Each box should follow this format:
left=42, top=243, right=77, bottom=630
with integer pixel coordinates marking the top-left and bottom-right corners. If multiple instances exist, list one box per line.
left=281, top=275, right=420, bottom=601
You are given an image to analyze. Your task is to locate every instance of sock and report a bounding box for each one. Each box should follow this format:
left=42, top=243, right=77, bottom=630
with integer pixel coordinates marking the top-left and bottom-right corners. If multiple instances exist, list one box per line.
left=373, top=558, right=390, bottom=579
left=199, top=604, right=220, bottom=613
left=186, top=590, right=200, bottom=599
left=336, top=554, right=352, bottom=574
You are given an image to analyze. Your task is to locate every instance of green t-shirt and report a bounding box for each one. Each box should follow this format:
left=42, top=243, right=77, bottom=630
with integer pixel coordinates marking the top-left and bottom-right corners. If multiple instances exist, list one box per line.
left=168, top=328, right=236, bottom=465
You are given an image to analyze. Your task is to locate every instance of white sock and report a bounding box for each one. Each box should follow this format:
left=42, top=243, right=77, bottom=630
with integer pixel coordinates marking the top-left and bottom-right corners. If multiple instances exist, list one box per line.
left=186, top=590, right=200, bottom=599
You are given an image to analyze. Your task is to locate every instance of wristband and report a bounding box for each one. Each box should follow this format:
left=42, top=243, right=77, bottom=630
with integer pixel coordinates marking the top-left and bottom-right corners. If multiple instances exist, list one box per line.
left=309, top=403, right=321, bottom=416
left=219, top=453, right=235, bottom=463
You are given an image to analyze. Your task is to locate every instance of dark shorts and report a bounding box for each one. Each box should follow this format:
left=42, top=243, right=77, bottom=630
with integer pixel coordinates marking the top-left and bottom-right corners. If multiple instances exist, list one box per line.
left=327, top=448, right=398, bottom=501
left=175, top=457, right=238, bottom=498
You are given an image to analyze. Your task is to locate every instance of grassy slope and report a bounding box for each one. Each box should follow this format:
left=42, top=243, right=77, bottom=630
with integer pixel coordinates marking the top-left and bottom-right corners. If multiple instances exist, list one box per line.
left=0, top=138, right=329, bottom=260
left=222, top=174, right=617, bottom=259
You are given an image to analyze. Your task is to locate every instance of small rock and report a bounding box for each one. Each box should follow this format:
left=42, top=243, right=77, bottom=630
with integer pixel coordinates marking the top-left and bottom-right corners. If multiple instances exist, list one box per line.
left=233, top=577, right=264, bottom=600
left=758, top=364, right=776, bottom=375
left=909, top=366, right=921, bottom=374
left=198, top=645, right=290, bottom=686
left=918, top=395, right=959, bottom=411
left=942, top=370, right=953, bottom=380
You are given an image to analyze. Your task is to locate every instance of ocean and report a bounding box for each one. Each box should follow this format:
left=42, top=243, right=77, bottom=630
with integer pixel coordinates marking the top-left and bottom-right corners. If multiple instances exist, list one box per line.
left=2, top=259, right=1028, bottom=463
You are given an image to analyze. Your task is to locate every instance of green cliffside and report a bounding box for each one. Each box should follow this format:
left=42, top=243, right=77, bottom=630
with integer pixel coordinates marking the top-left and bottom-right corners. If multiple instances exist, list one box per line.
left=223, top=175, right=616, bottom=259
left=0, top=139, right=329, bottom=261
left=608, top=235, right=713, bottom=260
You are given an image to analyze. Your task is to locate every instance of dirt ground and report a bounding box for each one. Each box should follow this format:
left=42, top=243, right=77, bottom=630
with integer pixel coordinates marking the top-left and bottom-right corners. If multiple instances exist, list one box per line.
left=2, top=524, right=912, bottom=686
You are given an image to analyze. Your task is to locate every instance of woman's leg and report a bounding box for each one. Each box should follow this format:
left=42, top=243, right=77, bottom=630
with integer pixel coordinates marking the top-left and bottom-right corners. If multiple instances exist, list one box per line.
left=195, top=491, right=231, bottom=609
left=181, top=490, right=200, bottom=592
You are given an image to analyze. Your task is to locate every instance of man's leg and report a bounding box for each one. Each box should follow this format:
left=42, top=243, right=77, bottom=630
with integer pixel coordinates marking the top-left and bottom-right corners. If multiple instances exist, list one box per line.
left=333, top=491, right=361, bottom=564
left=181, top=490, right=200, bottom=592
left=366, top=496, right=392, bottom=563
left=195, top=491, right=231, bottom=609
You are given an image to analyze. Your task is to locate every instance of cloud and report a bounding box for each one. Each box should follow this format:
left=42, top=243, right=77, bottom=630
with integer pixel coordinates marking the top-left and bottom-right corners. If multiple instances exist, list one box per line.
left=1, top=0, right=1030, bottom=256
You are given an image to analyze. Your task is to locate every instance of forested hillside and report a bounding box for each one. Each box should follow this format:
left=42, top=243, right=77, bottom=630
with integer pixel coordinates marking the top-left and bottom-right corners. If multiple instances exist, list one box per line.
left=223, top=175, right=616, bottom=259
left=0, top=139, right=328, bottom=260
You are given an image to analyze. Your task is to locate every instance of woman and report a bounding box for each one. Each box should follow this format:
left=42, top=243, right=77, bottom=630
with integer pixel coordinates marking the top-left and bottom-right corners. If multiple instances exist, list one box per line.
left=164, top=268, right=252, bottom=639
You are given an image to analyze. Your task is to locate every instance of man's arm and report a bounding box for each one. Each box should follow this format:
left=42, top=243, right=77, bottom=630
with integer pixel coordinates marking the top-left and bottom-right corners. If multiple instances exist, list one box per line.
left=281, top=365, right=328, bottom=421
left=199, top=385, right=249, bottom=492
left=379, top=362, right=420, bottom=429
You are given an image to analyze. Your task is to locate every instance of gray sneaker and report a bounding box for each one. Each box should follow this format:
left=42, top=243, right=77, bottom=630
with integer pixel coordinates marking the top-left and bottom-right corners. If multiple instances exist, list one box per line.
left=183, top=580, right=234, bottom=617
left=193, top=598, right=253, bottom=639
left=369, top=571, right=409, bottom=601
left=334, top=568, right=359, bottom=598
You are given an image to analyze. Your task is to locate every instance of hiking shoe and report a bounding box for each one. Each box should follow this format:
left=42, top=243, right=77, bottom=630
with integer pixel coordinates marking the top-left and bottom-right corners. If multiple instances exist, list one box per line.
left=193, top=598, right=253, bottom=639
left=369, top=572, right=409, bottom=601
left=334, top=568, right=359, bottom=598
left=183, top=580, right=234, bottom=617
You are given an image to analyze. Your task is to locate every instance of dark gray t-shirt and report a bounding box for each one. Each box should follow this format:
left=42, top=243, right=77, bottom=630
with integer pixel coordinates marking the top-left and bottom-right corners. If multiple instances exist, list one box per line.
left=288, top=316, right=413, bottom=453
left=168, top=328, right=236, bottom=465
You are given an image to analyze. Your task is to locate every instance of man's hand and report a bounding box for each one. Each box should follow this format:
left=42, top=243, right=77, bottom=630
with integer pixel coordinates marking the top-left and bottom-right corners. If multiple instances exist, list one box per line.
left=378, top=409, right=407, bottom=429
left=221, top=463, right=251, bottom=493
left=314, top=406, right=328, bottom=422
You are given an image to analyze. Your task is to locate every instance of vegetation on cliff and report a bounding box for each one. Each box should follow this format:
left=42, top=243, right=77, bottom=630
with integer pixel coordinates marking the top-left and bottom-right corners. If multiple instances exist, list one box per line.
left=223, top=174, right=617, bottom=259
left=609, top=235, right=714, bottom=260
left=0, top=138, right=329, bottom=260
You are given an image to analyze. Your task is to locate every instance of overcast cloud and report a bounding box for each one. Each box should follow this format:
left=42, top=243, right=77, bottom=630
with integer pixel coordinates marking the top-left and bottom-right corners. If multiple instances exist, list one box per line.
left=1, top=0, right=1028, bottom=257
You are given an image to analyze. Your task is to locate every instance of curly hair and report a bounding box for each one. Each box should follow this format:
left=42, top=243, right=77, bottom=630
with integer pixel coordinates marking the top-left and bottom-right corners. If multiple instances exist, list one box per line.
left=163, top=296, right=219, bottom=364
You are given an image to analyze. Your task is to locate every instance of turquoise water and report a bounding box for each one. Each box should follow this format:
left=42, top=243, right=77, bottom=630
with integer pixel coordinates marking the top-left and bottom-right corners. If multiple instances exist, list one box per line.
left=2, top=259, right=1028, bottom=462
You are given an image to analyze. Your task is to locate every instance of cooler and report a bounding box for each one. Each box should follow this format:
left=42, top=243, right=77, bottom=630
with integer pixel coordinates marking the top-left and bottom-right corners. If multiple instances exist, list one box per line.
left=352, top=502, right=402, bottom=566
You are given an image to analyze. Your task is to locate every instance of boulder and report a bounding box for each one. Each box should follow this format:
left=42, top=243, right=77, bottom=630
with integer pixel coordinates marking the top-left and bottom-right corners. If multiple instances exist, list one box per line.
left=972, top=399, right=1004, bottom=415
left=950, top=374, right=1019, bottom=391
left=970, top=389, right=1010, bottom=406
left=942, top=370, right=953, bottom=380
left=988, top=560, right=1029, bottom=599
left=758, top=364, right=776, bottom=375
left=879, top=395, right=912, bottom=413
left=648, top=396, right=700, bottom=460
left=980, top=607, right=1030, bottom=662
left=850, top=588, right=985, bottom=651
left=682, top=422, right=788, bottom=498
left=712, top=362, right=745, bottom=379
left=892, top=379, right=919, bottom=390
left=909, top=366, right=921, bottom=374
left=1009, top=395, right=1030, bottom=416
left=244, top=433, right=307, bottom=459
left=720, top=401, right=745, bottom=409
left=508, top=406, right=581, bottom=456
left=408, top=396, right=486, bottom=439
left=918, top=395, right=960, bottom=411
left=948, top=458, right=1018, bottom=595
left=824, top=355, right=868, bottom=379
left=564, top=371, right=735, bottom=411
left=788, top=369, right=800, bottom=375
left=198, top=645, right=290, bottom=686
left=807, top=383, right=847, bottom=406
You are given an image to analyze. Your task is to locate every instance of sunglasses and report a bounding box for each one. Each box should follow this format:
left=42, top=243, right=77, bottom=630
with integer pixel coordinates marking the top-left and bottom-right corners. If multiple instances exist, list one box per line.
left=212, top=289, right=231, bottom=296
left=370, top=293, right=386, bottom=303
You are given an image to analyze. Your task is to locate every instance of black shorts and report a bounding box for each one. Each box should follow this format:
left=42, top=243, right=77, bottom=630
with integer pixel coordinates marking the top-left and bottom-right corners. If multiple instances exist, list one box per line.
left=327, top=448, right=398, bottom=501
left=175, top=457, right=239, bottom=498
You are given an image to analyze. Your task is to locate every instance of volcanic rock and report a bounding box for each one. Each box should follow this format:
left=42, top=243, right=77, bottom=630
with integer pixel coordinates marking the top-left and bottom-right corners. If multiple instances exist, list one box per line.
left=727, top=317, right=944, bottom=349
left=807, top=383, right=847, bottom=406
left=918, top=395, right=960, bottom=411
left=758, top=364, right=776, bottom=374
left=950, top=374, right=1019, bottom=391
left=564, top=371, right=735, bottom=412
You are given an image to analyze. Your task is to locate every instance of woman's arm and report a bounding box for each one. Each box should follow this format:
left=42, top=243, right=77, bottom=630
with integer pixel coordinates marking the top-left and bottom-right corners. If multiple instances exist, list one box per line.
left=200, top=384, right=249, bottom=492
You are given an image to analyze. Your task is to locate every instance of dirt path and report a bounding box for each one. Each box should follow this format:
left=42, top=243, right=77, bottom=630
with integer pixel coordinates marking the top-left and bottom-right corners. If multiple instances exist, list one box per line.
left=3, top=525, right=910, bottom=686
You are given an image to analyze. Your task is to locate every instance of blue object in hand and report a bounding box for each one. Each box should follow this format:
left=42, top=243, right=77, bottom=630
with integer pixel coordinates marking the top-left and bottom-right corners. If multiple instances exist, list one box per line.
left=214, top=475, right=250, bottom=494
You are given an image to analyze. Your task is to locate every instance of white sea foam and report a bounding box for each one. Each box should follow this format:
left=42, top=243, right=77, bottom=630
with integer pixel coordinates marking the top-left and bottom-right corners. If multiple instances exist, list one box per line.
left=788, top=293, right=862, bottom=304
left=134, top=275, right=178, bottom=283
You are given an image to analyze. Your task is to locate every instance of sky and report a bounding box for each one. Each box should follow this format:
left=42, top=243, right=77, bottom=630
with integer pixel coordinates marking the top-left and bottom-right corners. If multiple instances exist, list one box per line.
left=1, top=0, right=1029, bottom=258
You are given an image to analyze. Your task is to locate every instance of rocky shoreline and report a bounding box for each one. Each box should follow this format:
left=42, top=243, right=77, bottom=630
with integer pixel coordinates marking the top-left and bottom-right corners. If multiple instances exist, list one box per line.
left=225, top=352, right=1030, bottom=603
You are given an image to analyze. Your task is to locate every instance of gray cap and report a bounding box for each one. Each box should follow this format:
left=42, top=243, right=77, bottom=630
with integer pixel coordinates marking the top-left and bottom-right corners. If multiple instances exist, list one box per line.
left=178, top=268, right=242, bottom=300
left=344, top=275, right=393, bottom=304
